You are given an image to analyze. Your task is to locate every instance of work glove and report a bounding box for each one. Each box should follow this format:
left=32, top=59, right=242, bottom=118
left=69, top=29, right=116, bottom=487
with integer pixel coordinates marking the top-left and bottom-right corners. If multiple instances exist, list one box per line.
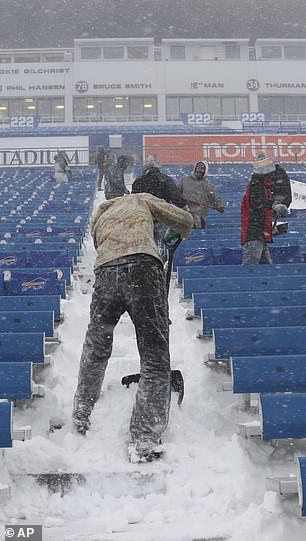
left=272, top=203, right=288, bottom=218
left=193, top=215, right=202, bottom=229
left=164, top=228, right=181, bottom=245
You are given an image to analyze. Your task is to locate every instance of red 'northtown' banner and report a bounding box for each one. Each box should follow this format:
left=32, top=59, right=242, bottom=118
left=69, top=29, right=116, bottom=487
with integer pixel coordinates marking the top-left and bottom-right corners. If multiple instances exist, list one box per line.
left=144, top=134, right=306, bottom=164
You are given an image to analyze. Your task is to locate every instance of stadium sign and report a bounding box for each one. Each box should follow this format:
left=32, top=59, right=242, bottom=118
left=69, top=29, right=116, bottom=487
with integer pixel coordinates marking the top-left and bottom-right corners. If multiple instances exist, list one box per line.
left=144, top=134, right=306, bottom=164
left=0, top=136, right=89, bottom=167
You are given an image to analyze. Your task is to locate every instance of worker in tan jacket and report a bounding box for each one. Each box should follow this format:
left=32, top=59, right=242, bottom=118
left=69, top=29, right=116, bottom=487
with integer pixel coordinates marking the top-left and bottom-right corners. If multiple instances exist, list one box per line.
left=72, top=193, right=194, bottom=463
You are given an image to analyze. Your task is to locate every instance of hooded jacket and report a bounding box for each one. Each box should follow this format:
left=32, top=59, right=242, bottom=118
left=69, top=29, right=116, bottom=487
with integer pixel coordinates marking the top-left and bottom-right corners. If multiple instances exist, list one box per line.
left=54, top=153, right=70, bottom=174
left=91, top=193, right=194, bottom=268
left=131, top=166, right=186, bottom=208
left=178, top=161, right=225, bottom=222
left=241, top=173, right=273, bottom=245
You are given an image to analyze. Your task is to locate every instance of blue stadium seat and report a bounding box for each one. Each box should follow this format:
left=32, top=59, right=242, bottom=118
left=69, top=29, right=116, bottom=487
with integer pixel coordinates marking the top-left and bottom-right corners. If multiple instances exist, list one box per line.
left=0, top=251, right=28, bottom=269
left=0, top=362, right=45, bottom=399
left=0, top=310, right=54, bottom=337
left=182, top=274, right=306, bottom=299
left=193, top=290, right=306, bottom=316
left=231, top=355, right=306, bottom=394
left=0, top=401, right=32, bottom=448
left=177, top=263, right=306, bottom=285
left=270, top=245, right=302, bottom=263
left=260, top=394, right=306, bottom=440
left=8, top=270, right=63, bottom=298
left=0, top=332, right=46, bottom=363
left=173, top=246, right=214, bottom=268
left=297, top=457, right=306, bottom=517
left=0, top=295, right=61, bottom=321
left=219, top=247, right=242, bottom=265
left=212, top=326, right=306, bottom=361
left=200, top=305, right=306, bottom=337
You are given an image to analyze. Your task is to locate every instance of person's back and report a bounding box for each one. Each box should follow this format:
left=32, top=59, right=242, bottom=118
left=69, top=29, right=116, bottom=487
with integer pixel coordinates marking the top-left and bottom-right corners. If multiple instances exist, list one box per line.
left=92, top=193, right=193, bottom=267
left=132, top=165, right=186, bottom=208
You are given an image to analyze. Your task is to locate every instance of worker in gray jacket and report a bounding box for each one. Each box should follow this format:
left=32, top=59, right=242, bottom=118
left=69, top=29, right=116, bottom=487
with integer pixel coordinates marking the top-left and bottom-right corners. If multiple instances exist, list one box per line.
left=178, top=161, right=225, bottom=228
left=53, top=151, right=71, bottom=183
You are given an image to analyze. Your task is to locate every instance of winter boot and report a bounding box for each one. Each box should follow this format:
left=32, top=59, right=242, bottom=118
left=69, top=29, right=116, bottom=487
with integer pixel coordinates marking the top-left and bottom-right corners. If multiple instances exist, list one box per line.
left=128, top=440, right=164, bottom=463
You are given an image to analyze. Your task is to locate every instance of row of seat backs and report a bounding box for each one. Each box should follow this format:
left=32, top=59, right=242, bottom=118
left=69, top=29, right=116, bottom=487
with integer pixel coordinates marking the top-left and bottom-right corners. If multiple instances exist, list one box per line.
left=177, top=245, right=302, bottom=280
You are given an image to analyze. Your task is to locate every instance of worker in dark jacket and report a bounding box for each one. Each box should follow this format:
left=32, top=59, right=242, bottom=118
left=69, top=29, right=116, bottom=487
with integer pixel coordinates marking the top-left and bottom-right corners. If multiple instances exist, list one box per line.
left=241, top=155, right=277, bottom=264
left=132, top=156, right=187, bottom=249
left=105, top=155, right=130, bottom=200
left=132, top=156, right=187, bottom=208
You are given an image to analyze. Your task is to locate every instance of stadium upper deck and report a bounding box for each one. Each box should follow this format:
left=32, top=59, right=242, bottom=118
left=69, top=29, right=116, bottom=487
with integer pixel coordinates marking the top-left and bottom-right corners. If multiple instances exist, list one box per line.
left=0, top=37, right=306, bottom=127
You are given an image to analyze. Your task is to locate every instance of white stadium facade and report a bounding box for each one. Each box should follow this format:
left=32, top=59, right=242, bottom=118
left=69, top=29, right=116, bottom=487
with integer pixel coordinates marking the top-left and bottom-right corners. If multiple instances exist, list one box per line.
left=1, top=37, right=306, bottom=166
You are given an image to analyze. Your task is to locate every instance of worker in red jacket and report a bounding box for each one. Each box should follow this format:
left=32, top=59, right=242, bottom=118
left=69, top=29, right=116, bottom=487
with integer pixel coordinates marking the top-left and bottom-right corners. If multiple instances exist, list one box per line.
left=241, top=154, right=285, bottom=264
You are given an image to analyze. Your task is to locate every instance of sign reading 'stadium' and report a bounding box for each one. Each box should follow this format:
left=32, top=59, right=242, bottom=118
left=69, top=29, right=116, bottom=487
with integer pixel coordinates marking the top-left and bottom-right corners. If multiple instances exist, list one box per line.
left=144, top=134, right=306, bottom=164
left=0, top=136, right=89, bottom=167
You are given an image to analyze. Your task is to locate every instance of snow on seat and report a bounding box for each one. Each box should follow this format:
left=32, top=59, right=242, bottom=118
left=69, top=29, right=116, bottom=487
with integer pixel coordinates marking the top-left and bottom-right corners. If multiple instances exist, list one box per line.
left=0, top=400, right=31, bottom=448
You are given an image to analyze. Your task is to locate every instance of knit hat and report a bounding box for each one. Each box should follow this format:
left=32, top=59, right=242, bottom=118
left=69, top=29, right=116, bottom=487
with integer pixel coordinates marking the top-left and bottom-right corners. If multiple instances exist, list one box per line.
left=144, top=155, right=161, bottom=170
left=253, top=152, right=275, bottom=175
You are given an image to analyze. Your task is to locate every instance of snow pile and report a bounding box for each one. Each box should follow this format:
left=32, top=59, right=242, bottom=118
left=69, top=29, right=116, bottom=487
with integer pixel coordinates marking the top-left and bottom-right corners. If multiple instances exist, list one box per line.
left=0, top=192, right=305, bottom=541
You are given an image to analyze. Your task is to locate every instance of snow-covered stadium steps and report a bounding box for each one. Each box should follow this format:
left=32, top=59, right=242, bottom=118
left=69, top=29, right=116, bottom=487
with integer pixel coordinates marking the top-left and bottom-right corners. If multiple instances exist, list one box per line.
left=11, top=469, right=171, bottom=498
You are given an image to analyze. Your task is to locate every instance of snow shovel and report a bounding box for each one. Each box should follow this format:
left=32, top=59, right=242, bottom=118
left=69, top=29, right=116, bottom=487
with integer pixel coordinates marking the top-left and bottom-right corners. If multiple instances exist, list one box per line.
left=272, top=217, right=289, bottom=236
left=121, top=237, right=185, bottom=406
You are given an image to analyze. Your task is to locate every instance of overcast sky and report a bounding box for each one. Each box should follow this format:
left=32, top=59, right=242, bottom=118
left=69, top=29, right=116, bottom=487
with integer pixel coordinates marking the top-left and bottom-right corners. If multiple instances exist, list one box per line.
left=0, top=0, right=305, bottom=49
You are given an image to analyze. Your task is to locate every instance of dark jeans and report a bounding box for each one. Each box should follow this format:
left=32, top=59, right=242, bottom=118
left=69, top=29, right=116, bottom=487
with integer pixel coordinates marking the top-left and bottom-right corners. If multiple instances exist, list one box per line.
left=73, top=256, right=171, bottom=446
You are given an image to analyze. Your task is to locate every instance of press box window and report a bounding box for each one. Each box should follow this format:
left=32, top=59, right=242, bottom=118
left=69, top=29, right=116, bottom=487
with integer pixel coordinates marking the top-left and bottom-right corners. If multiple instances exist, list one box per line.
left=170, top=46, right=185, bottom=60
left=127, top=47, right=148, bottom=59
left=103, top=47, right=124, bottom=59
left=44, top=54, right=66, bottom=62
left=81, top=47, right=102, bottom=60
left=13, top=55, right=41, bottom=63
left=225, top=45, right=240, bottom=59
left=284, top=46, right=306, bottom=59
left=261, top=46, right=282, bottom=59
